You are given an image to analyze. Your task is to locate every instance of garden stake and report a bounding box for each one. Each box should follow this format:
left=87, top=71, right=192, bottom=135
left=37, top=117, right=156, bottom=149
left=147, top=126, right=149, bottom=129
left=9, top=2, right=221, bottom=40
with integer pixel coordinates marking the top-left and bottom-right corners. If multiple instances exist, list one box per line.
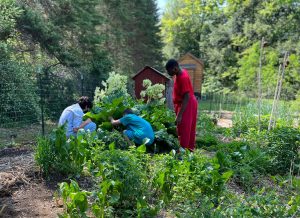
left=257, top=37, right=265, bottom=132
left=268, top=64, right=282, bottom=131
left=269, top=52, right=289, bottom=130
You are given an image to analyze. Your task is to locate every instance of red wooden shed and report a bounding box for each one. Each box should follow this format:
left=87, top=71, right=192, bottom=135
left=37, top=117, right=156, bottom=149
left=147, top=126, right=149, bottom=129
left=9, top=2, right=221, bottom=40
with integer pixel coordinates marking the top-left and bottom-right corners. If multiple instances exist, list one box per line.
left=132, top=66, right=170, bottom=99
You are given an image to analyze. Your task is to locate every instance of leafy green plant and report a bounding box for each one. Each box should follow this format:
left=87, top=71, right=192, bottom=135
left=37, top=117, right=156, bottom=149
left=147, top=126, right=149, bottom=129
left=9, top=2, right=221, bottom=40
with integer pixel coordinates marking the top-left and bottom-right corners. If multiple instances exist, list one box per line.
left=35, top=126, right=91, bottom=176
left=59, top=180, right=90, bottom=218
left=137, top=104, right=176, bottom=132
left=151, top=150, right=233, bottom=212
left=196, top=134, right=219, bottom=148
left=154, top=129, right=180, bottom=152
left=242, top=127, right=300, bottom=175
left=214, top=141, right=270, bottom=191
left=197, top=113, right=218, bottom=135
left=265, top=127, right=300, bottom=175
left=218, top=188, right=300, bottom=217
left=97, top=129, right=131, bottom=150
left=140, top=79, right=166, bottom=105
left=90, top=144, right=155, bottom=217
left=84, top=96, right=133, bottom=126
left=35, top=137, right=55, bottom=176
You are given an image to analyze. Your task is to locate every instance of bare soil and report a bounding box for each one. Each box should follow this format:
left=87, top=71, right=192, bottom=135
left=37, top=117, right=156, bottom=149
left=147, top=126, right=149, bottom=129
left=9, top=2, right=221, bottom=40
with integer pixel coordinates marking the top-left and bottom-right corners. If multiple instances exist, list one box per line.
left=217, top=111, right=233, bottom=128
left=0, top=147, right=63, bottom=218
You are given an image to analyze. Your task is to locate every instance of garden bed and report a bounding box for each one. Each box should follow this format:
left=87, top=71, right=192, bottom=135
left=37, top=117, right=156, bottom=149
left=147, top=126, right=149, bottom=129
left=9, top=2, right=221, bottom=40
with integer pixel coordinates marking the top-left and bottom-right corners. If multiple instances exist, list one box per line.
left=0, top=146, right=63, bottom=217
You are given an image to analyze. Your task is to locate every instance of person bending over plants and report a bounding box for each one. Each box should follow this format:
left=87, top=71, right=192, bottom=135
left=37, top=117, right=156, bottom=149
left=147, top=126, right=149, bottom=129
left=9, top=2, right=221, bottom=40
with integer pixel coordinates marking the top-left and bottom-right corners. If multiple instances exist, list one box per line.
left=58, top=96, right=96, bottom=137
left=110, top=108, right=154, bottom=146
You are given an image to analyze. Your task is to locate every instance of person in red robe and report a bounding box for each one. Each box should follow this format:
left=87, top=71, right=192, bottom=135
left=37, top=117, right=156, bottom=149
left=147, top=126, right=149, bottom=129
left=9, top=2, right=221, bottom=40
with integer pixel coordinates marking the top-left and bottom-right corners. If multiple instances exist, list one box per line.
left=165, top=59, right=198, bottom=151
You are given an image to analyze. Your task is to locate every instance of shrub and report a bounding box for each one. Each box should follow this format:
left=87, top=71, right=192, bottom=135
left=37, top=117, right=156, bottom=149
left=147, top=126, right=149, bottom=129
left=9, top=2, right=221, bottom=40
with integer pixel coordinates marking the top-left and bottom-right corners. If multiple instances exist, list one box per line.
left=140, top=79, right=165, bottom=105
left=94, top=72, right=128, bottom=103
left=0, top=53, right=40, bottom=126
left=266, top=127, right=300, bottom=175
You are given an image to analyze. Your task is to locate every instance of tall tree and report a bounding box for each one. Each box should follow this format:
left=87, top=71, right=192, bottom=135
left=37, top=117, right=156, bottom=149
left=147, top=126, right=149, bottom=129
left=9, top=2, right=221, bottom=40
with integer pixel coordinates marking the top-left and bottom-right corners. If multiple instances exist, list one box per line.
left=161, top=0, right=300, bottom=97
left=100, top=0, right=163, bottom=74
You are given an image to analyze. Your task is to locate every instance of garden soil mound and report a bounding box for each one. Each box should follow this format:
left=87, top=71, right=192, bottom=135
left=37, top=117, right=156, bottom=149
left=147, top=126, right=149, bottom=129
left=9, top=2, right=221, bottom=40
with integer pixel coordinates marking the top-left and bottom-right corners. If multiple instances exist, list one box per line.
left=0, top=147, right=63, bottom=218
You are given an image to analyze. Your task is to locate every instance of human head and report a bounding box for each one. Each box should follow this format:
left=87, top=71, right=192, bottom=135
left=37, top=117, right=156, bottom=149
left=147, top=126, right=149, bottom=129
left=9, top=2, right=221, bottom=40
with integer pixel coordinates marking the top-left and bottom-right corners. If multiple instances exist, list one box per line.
left=165, top=59, right=180, bottom=76
left=78, top=96, right=93, bottom=112
left=123, top=108, right=134, bottom=115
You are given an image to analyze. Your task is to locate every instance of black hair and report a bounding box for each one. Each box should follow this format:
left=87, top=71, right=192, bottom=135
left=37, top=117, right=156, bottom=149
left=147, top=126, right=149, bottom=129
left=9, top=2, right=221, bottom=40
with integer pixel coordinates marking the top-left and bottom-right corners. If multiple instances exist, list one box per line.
left=78, top=96, right=93, bottom=110
left=165, top=59, right=179, bottom=71
left=123, top=108, right=134, bottom=115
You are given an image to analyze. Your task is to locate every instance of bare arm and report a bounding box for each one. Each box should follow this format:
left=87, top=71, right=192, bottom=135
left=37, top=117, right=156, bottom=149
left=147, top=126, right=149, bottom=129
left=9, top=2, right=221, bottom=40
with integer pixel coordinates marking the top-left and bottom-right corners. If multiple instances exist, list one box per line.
left=176, top=92, right=190, bottom=125
left=110, top=117, right=121, bottom=126
left=73, top=118, right=92, bottom=132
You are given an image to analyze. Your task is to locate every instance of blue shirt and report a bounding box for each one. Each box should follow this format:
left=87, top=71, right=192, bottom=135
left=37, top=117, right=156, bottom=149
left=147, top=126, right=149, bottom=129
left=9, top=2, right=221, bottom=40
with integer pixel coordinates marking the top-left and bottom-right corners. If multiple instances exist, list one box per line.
left=120, top=114, right=154, bottom=145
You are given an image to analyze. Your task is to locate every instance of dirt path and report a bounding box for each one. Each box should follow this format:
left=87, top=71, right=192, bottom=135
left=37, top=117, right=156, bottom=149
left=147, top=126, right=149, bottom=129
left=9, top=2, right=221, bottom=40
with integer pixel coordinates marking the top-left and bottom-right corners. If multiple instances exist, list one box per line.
left=217, top=111, right=233, bottom=128
left=0, top=147, right=63, bottom=218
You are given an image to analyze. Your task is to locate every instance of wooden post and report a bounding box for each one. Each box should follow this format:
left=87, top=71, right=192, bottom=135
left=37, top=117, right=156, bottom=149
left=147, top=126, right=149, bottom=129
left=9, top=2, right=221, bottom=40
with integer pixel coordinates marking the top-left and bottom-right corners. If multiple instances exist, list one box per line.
left=257, top=37, right=264, bottom=132
left=268, top=52, right=289, bottom=130
left=268, top=64, right=282, bottom=131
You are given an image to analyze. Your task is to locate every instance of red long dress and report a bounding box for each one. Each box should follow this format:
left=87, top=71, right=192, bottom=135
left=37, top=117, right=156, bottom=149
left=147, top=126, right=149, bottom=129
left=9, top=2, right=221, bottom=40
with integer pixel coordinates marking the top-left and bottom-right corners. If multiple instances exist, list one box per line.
left=173, top=69, right=198, bottom=151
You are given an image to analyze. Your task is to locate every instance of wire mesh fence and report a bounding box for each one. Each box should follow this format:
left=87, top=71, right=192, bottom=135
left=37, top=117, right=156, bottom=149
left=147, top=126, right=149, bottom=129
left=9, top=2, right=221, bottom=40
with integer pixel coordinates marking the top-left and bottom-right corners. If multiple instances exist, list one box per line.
left=1, top=73, right=299, bottom=147
left=199, top=92, right=299, bottom=127
left=0, top=71, right=98, bottom=147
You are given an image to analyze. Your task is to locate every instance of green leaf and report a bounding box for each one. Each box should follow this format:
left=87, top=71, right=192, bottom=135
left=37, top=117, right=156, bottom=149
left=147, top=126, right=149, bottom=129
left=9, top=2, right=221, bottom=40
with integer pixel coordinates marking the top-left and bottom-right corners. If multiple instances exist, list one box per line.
left=137, top=144, right=146, bottom=153
left=109, top=142, right=115, bottom=151
left=221, top=170, right=233, bottom=182
left=109, top=191, right=120, bottom=204
left=157, top=172, right=165, bottom=188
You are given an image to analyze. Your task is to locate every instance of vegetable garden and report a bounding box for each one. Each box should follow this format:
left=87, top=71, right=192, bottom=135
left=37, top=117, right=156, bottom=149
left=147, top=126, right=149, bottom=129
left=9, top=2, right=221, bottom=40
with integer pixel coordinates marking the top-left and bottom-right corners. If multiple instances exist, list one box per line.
left=1, top=0, right=300, bottom=217
left=32, top=73, right=300, bottom=217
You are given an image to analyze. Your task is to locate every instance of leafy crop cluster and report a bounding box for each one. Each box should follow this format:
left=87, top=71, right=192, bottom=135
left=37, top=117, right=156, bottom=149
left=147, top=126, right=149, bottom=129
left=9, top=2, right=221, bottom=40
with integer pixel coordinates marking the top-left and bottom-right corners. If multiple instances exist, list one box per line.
left=86, top=73, right=179, bottom=152
left=36, top=124, right=300, bottom=217
left=140, top=79, right=166, bottom=105
left=94, top=72, right=129, bottom=104
left=35, top=73, right=300, bottom=217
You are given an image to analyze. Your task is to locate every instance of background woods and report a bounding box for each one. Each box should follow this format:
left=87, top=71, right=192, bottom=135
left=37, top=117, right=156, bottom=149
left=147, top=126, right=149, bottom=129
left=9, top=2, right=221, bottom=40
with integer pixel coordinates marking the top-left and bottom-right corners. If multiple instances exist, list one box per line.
left=1, top=1, right=300, bottom=217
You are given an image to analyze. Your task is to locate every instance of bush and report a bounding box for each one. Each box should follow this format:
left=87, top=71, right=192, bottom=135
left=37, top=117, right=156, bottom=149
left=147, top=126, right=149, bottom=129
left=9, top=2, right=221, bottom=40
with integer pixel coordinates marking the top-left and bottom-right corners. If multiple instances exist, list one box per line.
left=0, top=52, right=40, bottom=126
left=243, top=127, right=300, bottom=175
left=266, top=127, right=300, bottom=175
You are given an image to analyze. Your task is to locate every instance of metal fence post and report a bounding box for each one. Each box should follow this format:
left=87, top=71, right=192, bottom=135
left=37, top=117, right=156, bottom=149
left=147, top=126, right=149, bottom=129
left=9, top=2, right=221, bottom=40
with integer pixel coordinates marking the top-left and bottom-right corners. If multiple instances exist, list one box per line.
left=209, top=92, right=213, bottom=113
left=81, top=73, right=84, bottom=96
left=38, top=67, right=45, bottom=136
